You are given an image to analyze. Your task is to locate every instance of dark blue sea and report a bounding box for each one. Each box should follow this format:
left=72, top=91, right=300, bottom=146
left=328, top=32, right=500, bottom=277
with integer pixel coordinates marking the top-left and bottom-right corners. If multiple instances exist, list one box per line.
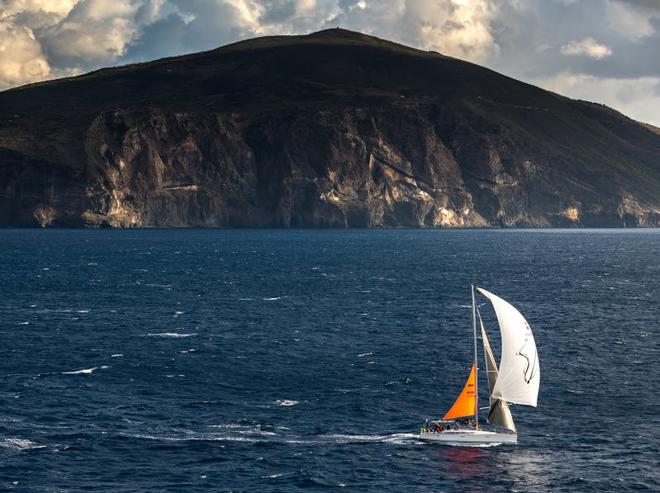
left=1, top=229, right=658, bottom=492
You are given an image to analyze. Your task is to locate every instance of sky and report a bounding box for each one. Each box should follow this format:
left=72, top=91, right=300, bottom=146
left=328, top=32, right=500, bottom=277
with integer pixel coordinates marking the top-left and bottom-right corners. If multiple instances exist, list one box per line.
left=1, top=0, right=659, bottom=126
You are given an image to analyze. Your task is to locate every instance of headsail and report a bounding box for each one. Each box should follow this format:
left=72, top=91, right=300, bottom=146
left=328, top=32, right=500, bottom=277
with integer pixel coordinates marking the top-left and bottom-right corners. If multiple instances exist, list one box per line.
left=442, top=362, right=477, bottom=420
left=477, top=288, right=540, bottom=407
left=478, top=309, right=516, bottom=432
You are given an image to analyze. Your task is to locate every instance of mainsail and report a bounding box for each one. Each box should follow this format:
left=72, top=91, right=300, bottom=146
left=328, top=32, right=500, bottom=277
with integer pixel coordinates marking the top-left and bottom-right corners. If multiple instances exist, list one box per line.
left=478, top=310, right=516, bottom=432
left=477, top=288, right=540, bottom=407
left=442, top=362, right=477, bottom=420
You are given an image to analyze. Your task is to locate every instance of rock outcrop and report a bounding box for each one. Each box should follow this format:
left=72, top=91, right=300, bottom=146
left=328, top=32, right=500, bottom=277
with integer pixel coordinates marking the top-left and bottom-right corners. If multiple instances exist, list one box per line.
left=0, top=29, right=658, bottom=227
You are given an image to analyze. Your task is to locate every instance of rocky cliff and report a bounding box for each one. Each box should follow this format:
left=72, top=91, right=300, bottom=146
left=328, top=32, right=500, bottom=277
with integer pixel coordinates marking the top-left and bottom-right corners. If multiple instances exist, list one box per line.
left=1, top=29, right=659, bottom=227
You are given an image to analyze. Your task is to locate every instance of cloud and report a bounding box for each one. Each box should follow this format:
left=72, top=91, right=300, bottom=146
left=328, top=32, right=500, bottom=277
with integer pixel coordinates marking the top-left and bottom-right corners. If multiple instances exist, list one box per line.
left=0, top=20, right=50, bottom=88
left=328, top=0, right=499, bottom=63
left=607, top=0, right=654, bottom=40
left=41, top=0, right=141, bottom=67
left=561, top=37, right=613, bottom=59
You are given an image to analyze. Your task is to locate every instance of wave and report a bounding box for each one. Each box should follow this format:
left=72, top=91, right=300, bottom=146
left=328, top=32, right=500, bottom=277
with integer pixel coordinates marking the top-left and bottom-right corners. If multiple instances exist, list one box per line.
left=146, top=332, right=197, bottom=338
left=0, top=438, right=46, bottom=450
left=273, top=399, right=299, bottom=407
left=62, top=365, right=109, bottom=375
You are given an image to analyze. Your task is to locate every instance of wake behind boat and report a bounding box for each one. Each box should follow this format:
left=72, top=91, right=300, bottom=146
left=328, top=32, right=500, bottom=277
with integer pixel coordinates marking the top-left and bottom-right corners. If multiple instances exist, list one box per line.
left=419, top=286, right=540, bottom=446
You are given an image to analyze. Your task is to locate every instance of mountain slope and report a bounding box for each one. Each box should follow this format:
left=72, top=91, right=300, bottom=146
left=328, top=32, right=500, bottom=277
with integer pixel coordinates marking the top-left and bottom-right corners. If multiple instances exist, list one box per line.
left=1, top=28, right=659, bottom=227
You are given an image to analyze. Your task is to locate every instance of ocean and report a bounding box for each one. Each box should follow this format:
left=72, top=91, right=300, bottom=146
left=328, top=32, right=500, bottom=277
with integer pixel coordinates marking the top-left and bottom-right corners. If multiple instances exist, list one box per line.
left=1, top=229, right=658, bottom=492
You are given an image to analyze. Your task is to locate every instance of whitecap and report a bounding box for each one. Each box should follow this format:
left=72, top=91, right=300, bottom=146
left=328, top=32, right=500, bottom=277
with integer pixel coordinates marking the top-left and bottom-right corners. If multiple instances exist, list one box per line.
left=0, top=438, right=46, bottom=450
left=62, top=367, right=97, bottom=375
left=62, top=365, right=108, bottom=375
left=263, top=296, right=283, bottom=301
left=18, top=321, right=30, bottom=325
left=273, top=399, right=299, bottom=407
left=110, top=353, right=123, bottom=358
left=357, top=352, right=373, bottom=358
left=76, top=309, right=90, bottom=314
left=206, top=424, right=278, bottom=437
left=146, top=332, right=197, bottom=338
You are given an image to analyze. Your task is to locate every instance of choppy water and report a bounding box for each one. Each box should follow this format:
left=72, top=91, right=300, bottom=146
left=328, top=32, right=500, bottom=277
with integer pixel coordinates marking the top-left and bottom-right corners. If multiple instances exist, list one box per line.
left=1, top=229, right=658, bottom=492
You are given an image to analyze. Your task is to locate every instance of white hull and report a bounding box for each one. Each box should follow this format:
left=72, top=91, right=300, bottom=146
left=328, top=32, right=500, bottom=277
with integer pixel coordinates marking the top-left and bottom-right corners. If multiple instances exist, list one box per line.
left=418, top=429, right=517, bottom=445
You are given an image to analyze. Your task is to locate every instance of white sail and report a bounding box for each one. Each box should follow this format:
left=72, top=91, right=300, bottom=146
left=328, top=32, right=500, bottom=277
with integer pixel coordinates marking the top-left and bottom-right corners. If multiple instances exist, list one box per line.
left=477, top=288, right=539, bottom=407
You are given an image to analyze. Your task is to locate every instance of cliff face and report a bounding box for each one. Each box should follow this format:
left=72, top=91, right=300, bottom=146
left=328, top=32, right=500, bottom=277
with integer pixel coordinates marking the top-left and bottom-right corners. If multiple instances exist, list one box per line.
left=79, top=107, right=483, bottom=228
left=1, top=29, right=659, bottom=227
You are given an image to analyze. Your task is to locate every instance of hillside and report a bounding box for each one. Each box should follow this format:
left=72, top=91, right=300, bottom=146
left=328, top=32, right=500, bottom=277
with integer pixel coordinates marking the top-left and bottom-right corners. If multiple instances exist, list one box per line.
left=1, top=28, right=659, bottom=227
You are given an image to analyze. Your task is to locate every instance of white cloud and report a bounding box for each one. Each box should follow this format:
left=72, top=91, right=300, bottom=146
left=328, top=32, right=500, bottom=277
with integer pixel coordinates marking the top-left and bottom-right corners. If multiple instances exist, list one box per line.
left=0, top=0, right=78, bottom=20
left=326, top=0, right=498, bottom=63
left=41, top=0, right=142, bottom=65
left=414, top=0, right=498, bottom=62
left=0, top=21, right=51, bottom=88
left=560, top=37, right=613, bottom=59
left=223, top=0, right=266, bottom=33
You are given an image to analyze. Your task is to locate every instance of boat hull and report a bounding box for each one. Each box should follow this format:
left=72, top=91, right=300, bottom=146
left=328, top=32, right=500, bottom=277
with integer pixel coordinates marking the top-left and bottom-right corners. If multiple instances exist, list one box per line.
left=418, top=429, right=517, bottom=445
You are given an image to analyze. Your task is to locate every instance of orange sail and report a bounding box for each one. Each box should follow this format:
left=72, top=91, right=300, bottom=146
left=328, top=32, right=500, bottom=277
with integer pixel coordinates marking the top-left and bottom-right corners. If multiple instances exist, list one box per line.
left=442, top=362, right=477, bottom=420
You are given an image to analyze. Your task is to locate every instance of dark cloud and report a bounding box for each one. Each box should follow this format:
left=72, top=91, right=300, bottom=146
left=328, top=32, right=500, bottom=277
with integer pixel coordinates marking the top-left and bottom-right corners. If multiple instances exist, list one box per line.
left=614, top=0, right=660, bottom=10
left=122, top=13, right=189, bottom=64
left=258, top=0, right=298, bottom=25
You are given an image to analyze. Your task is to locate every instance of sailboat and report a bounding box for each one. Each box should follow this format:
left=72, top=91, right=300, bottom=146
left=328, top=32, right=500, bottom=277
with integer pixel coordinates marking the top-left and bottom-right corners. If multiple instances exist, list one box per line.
left=418, top=286, right=539, bottom=445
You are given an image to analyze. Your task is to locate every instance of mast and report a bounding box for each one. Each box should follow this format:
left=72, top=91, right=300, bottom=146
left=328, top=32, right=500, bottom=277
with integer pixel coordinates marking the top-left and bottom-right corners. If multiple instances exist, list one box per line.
left=471, top=284, right=479, bottom=429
